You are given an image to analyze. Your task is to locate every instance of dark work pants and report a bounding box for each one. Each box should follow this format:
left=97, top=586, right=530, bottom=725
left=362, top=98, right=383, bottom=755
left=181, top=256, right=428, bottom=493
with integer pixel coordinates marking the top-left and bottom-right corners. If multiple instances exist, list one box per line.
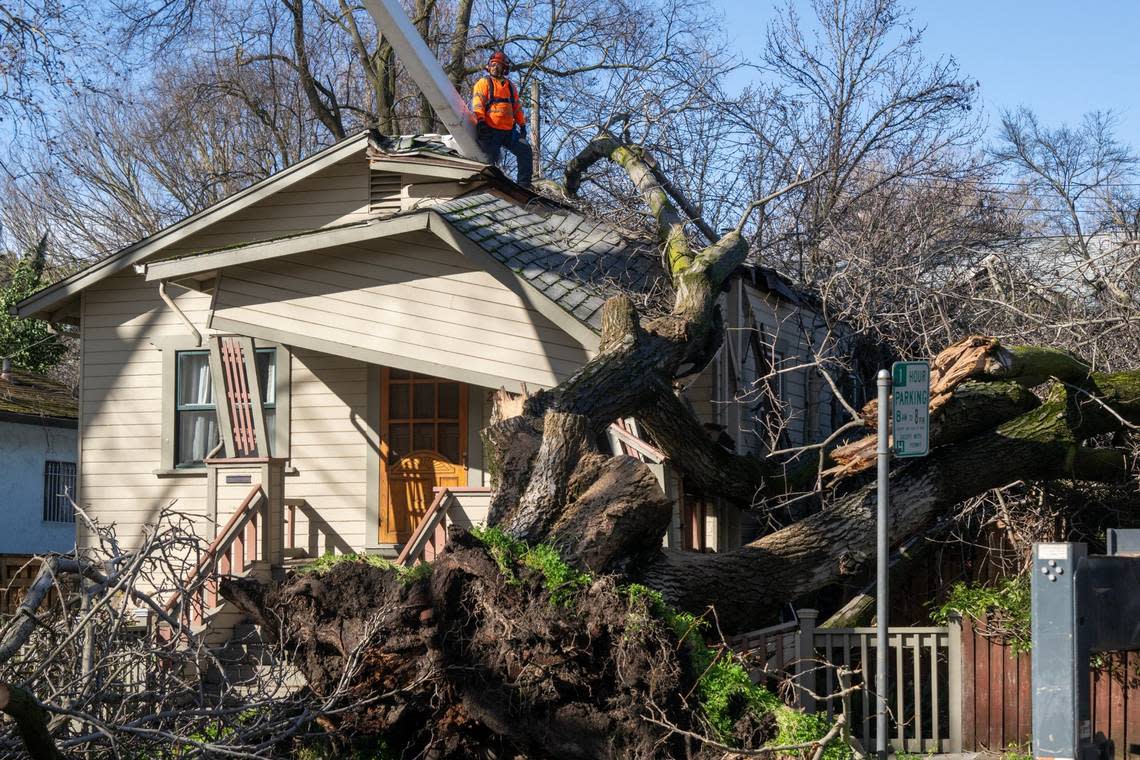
left=478, top=128, right=533, bottom=187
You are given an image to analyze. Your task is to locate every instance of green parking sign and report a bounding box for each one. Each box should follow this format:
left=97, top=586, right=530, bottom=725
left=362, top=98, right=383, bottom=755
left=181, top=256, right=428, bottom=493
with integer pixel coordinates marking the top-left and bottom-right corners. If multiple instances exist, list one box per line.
left=891, top=361, right=930, bottom=457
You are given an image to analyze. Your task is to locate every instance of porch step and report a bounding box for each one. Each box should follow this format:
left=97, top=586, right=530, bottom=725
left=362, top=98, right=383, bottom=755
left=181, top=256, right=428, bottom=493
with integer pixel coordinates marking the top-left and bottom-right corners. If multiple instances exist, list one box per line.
left=201, top=620, right=305, bottom=695
left=283, top=556, right=316, bottom=571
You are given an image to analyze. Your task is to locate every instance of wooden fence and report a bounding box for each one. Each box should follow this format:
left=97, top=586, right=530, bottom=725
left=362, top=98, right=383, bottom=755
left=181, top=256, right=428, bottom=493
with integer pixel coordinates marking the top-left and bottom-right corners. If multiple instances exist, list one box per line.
left=961, top=616, right=1140, bottom=755
left=0, top=555, right=43, bottom=614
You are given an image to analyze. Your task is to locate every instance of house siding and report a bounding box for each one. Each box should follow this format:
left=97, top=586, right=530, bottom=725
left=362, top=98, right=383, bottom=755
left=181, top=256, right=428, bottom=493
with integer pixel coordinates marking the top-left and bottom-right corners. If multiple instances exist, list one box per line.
left=209, top=231, right=593, bottom=390
left=741, top=284, right=821, bottom=450
left=157, top=154, right=373, bottom=259
left=80, top=274, right=376, bottom=555
left=79, top=273, right=214, bottom=548
left=285, top=349, right=369, bottom=554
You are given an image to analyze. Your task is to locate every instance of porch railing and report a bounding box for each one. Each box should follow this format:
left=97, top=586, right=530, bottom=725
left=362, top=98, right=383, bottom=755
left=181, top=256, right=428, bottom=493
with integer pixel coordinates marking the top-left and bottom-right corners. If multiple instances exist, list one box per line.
left=731, top=609, right=963, bottom=753
left=163, top=483, right=268, bottom=631
left=397, top=487, right=492, bottom=566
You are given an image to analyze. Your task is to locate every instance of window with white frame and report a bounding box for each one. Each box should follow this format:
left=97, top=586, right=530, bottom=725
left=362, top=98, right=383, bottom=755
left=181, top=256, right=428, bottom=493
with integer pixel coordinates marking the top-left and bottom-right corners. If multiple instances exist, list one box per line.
left=173, top=346, right=279, bottom=466
left=175, top=350, right=220, bottom=467
left=43, top=461, right=76, bottom=522
left=157, top=335, right=290, bottom=472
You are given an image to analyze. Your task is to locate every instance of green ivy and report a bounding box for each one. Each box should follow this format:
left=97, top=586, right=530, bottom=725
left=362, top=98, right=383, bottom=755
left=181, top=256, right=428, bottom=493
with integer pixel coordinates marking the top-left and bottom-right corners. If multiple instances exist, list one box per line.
left=470, top=526, right=591, bottom=606
left=622, top=584, right=849, bottom=757
left=930, top=575, right=1031, bottom=653
left=0, top=240, right=68, bottom=375
left=297, top=552, right=431, bottom=585
left=774, top=709, right=850, bottom=760
left=470, top=525, right=528, bottom=579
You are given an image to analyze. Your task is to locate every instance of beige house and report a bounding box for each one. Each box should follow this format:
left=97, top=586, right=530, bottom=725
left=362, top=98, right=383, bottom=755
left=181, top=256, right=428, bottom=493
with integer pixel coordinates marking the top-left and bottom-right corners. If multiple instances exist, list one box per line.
left=15, top=131, right=843, bottom=599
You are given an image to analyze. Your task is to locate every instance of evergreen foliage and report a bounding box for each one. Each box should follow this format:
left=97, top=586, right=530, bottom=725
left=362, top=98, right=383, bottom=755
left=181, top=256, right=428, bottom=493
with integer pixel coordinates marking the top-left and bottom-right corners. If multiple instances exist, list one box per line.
left=0, top=235, right=67, bottom=374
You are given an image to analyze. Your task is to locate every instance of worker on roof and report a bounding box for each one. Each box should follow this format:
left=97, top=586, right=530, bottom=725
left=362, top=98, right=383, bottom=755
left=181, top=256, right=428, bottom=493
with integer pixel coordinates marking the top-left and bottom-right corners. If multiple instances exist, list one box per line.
left=472, top=51, right=533, bottom=188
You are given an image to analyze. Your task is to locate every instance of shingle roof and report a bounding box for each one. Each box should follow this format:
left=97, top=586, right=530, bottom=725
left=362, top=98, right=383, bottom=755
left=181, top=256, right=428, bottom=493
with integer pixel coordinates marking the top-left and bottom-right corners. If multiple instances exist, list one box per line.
left=368, top=132, right=466, bottom=159
left=0, top=368, right=77, bottom=423
left=434, top=192, right=670, bottom=330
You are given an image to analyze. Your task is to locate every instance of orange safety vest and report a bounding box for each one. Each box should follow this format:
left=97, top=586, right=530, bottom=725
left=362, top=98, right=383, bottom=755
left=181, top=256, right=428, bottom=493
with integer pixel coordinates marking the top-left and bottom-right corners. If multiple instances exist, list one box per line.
left=472, top=76, right=526, bottom=131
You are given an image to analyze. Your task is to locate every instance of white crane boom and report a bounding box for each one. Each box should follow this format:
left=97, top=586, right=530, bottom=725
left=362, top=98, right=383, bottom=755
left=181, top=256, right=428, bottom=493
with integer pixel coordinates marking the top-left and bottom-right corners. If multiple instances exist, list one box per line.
left=361, top=0, right=488, bottom=161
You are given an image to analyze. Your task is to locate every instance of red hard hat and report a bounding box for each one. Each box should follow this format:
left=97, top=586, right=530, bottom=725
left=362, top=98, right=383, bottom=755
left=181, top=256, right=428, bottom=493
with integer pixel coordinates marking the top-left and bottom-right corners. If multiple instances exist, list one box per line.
left=488, top=51, right=510, bottom=70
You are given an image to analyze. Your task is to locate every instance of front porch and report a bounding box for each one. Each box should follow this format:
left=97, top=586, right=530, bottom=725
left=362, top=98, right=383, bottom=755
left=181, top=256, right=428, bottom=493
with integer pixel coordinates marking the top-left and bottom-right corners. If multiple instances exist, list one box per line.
left=185, top=331, right=731, bottom=571
left=191, top=336, right=501, bottom=562
left=165, top=331, right=737, bottom=657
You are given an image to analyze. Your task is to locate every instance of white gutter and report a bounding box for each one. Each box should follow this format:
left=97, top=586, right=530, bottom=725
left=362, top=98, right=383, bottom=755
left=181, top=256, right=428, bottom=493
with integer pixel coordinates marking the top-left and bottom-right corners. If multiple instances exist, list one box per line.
left=361, top=0, right=488, bottom=162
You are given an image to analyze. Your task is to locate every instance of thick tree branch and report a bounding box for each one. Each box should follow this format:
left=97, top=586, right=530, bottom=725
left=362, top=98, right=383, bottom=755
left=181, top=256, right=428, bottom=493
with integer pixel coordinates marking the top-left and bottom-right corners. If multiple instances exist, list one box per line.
left=0, top=684, right=65, bottom=760
left=640, top=369, right=1140, bottom=631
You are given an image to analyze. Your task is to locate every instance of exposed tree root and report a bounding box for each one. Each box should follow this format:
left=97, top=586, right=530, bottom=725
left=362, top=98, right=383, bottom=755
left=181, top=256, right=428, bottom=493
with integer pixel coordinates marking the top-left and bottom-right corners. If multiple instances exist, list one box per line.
left=223, top=533, right=779, bottom=759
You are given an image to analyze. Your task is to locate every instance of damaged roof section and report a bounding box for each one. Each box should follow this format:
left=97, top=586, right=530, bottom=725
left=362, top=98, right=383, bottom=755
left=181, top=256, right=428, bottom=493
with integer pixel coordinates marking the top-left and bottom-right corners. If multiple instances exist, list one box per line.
left=434, top=192, right=671, bottom=331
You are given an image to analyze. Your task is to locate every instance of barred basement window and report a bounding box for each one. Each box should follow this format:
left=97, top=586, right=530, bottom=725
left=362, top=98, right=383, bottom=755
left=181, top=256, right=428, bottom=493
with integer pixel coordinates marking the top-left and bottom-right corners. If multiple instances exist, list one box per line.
left=43, top=461, right=76, bottom=523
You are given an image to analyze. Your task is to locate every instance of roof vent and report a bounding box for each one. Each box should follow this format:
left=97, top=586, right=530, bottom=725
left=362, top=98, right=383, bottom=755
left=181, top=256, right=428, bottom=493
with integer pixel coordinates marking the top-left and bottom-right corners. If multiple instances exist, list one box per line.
left=1, top=358, right=11, bottom=382
left=370, top=170, right=403, bottom=215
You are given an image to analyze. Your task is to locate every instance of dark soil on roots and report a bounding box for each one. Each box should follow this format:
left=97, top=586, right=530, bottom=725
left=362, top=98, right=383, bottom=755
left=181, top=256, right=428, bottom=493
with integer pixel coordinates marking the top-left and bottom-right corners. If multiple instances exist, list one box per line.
left=223, top=532, right=773, bottom=759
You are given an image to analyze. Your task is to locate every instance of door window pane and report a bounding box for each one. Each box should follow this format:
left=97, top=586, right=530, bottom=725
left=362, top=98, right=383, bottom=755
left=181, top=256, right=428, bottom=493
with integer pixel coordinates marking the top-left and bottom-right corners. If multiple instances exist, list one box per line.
left=438, top=423, right=460, bottom=463
left=438, top=383, right=459, bottom=419
left=413, top=383, right=435, bottom=418
left=389, top=383, right=410, bottom=419
left=388, top=423, right=411, bottom=459
left=413, top=424, right=435, bottom=452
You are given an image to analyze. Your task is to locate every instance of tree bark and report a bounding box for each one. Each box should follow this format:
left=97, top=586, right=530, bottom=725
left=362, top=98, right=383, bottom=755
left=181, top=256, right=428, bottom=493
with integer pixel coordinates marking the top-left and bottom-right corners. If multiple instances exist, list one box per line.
left=641, top=366, right=1139, bottom=631
left=0, top=684, right=65, bottom=760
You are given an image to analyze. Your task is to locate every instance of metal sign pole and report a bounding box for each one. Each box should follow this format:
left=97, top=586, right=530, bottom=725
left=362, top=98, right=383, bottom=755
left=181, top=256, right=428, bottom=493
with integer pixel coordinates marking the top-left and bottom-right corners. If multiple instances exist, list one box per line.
left=876, top=368, right=891, bottom=760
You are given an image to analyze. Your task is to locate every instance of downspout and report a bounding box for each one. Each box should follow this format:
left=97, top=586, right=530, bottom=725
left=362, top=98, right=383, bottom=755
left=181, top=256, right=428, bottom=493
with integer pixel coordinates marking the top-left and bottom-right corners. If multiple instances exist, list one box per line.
left=157, top=281, right=202, bottom=347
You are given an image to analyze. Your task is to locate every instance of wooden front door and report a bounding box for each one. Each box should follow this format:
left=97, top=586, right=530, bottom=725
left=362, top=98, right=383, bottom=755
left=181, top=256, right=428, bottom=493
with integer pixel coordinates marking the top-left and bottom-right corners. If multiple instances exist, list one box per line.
left=379, top=368, right=468, bottom=544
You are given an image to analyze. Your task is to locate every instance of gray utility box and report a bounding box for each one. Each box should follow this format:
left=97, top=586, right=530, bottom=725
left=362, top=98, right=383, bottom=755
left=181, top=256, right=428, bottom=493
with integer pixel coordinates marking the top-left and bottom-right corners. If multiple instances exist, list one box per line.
left=1032, top=530, right=1140, bottom=760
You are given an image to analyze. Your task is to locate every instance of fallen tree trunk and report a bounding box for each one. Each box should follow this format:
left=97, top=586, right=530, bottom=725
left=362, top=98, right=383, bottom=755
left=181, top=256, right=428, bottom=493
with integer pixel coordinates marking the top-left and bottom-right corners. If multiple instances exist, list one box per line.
left=640, top=358, right=1139, bottom=630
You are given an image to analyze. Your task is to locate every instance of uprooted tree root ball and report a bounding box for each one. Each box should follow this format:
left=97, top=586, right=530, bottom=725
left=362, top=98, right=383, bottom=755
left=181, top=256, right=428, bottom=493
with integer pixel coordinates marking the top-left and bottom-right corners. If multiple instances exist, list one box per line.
left=221, top=530, right=837, bottom=759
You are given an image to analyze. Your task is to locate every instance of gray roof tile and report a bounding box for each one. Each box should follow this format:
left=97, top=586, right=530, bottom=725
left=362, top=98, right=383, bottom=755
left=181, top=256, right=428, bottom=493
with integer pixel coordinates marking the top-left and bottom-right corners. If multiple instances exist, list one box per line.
left=559, top=289, right=589, bottom=308
left=435, top=191, right=669, bottom=331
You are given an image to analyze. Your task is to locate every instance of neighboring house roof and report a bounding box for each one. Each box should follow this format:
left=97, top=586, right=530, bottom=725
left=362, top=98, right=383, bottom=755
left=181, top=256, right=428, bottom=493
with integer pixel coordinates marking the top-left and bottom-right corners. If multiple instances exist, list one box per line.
left=0, top=368, right=78, bottom=428
left=963, top=232, right=1138, bottom=298
left=741, top=261, right=811, bottom=306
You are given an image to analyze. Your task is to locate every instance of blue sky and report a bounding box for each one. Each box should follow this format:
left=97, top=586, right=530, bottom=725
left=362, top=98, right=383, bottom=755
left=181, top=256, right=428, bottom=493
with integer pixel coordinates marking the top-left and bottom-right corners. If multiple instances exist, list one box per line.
left=717, top=0, right=1140, bottom=150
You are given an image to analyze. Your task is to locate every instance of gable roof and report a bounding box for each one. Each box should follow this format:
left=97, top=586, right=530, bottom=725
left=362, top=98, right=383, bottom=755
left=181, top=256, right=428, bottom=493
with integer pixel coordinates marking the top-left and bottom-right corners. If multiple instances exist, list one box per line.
left=0, top=368, right=77, bottom=427
left=19, top=125, right=814, bottom=339
left=144, top=189, right=670, bottom=346
left=15, top=131, right=381, bottom=320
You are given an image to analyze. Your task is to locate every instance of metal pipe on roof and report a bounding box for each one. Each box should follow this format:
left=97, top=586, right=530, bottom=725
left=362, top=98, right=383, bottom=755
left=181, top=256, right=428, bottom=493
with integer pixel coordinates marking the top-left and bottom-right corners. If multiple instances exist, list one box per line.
left=361, top=0, right=488, bottom=162
left=157, top=281, right=202, bottom=347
